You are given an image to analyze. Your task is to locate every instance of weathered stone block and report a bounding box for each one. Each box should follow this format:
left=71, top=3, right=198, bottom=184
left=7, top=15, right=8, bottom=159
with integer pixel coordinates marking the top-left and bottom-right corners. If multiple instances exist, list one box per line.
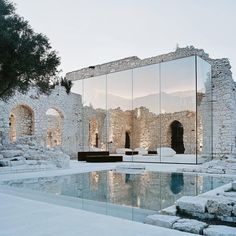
left=233, top=205, right=236, bottom=216
left=206, top=198, right=235, bottom=216
left=176, top=196, right=207, bottom=213
left=144, top=214, right=180, bottom=228
left=232, top=181, right=236, bottom=191
left=173, top=219, right=208, bottom=234
left=161, top=205, right=177, bottom=216
left=203, top=225, right=236, bottom=236
left=0, top=150, right=24, bottom=158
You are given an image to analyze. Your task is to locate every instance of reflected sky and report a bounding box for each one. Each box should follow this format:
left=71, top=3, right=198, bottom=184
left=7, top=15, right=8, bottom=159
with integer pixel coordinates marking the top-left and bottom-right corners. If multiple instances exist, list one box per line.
left=71, top=56, right=208, bottom=113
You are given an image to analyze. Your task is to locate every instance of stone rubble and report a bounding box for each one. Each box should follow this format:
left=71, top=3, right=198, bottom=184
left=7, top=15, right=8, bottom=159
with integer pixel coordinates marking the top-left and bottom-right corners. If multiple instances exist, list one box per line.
left=144, top=214, right=180, bottom=228
left=203, top=225, right=236, bottom=236
left=146, top=181, right=236, bottom=235
left=145, top=213, right=236, bottom=235
left=172, top=219, right=208, bottom=234
left=0, top=136, right=70, bottom=171
left=178, top=159, right=236, bottom=175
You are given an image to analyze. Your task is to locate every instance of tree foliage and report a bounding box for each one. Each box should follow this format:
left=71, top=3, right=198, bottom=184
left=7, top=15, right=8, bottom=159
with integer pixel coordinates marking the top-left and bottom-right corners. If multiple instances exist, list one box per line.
left=52, top=77, right=73, bottom=94
left=0, top=0, right=60, bottom=100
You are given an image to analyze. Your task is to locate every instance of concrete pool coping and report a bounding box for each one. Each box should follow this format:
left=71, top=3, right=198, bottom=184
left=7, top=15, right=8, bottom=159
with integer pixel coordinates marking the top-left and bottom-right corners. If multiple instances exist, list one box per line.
left=1, top=160, right=236, bottom=181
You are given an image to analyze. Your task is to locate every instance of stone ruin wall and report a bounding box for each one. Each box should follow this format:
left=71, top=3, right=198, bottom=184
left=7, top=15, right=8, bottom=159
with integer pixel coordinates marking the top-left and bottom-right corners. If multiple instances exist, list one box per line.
left=67, top=46, right=236, bottom=158
left=0, top=46, right=235, bottom=159
left=82, top=106, right=107, bottom=150
left=0, top=86, right=82, bottom=157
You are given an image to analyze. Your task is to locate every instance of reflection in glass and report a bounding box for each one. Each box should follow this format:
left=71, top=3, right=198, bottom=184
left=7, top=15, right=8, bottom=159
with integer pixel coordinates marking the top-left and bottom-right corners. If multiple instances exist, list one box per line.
left=71, top=55, right=212, bottom=163
left=160, top=56, right=196, bottom=162
left=133, top=64, right=160, bottom=152
left=197, top=57, right=212, bottom=161
left=107, top=70, right=133, bottom=153
left=83, top=75, right=107, bottom=151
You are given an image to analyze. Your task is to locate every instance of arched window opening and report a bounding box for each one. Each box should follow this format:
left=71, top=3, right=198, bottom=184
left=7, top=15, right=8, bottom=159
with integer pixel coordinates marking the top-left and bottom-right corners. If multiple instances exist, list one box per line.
left=9, top=105, right=34, bottom=142
left=46, top=108, right=64, bottom=148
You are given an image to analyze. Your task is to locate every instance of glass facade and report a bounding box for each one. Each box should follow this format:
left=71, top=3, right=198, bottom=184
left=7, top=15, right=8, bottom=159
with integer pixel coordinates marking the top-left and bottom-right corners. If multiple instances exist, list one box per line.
left=71, top=55, right=212, bottom=164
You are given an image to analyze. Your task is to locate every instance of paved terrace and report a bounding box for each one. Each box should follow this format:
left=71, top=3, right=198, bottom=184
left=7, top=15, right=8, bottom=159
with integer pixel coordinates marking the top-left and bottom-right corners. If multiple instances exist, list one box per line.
left=0, top=161, right=199, bottom=236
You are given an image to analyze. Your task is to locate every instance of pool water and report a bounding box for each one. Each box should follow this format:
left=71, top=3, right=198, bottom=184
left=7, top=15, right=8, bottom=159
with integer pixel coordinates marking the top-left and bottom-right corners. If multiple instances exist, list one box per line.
left=1, top=171, right=235, bottom=221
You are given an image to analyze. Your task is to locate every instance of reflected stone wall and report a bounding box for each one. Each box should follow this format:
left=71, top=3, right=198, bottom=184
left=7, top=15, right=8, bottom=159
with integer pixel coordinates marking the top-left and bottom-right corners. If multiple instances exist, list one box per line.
left=84, top=107, right=197, bottom=154
left=68, top=46, right=235, bottom=158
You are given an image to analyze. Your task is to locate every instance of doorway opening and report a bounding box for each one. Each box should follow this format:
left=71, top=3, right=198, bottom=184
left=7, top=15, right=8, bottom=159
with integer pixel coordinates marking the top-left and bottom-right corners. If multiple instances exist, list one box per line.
left=170, top=120, right=185, bottom=154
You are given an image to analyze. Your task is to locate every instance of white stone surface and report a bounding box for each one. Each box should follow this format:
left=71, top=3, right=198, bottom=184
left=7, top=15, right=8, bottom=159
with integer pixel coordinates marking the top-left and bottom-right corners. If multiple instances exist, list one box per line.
left=116, top=148, right=132, bottom=154
left=144, top=214, right=180, bottom=228
left=176, top=196, right=207, bottom=213
left=173, top=219, right=208, bottom=234
left=157, top=147, right=176, bottom=157
left=206, top=197, right=235, bottom=216
left=161, top=205, right=177, bottom=216
left=0, top=150, right=24, bottom=158
left=203, top=225, right=236, bottom=236
left=232, top=181, right=236, bottom=191
left=0, top=192, right=196, bottom=236
left=134, top=147, right=148, bottom=155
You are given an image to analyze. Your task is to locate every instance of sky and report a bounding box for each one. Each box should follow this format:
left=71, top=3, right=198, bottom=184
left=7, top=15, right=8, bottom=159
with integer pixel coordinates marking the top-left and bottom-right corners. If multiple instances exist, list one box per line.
left=12, top=0, right=236, bottom=78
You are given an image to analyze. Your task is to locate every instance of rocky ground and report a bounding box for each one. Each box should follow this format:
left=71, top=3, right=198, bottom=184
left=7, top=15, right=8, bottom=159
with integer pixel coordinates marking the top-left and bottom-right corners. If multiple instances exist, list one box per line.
left=178, top=156, right=236, bottom=175
left=145, top=182, right=236, bottom=235
left=0, top=136, right=70, bottom=171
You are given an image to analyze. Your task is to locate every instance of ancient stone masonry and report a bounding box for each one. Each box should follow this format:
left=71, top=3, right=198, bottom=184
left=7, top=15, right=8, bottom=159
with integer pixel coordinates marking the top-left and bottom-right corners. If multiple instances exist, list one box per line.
left=0, top=46, right=234, bottom=161
left=67, top=46, right=235, bottom=158
left=0, top=86, right=82, bottom=157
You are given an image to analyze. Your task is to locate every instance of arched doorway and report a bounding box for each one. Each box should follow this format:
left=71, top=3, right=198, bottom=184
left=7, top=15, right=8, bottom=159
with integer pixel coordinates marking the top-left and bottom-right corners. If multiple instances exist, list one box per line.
left=170, top=120, right=185, bottom=154
left=46, top=108, right=64, bottom=148
left=125, top=131, right=131, bottom=148
left=9, top=105, right=34, bottom=142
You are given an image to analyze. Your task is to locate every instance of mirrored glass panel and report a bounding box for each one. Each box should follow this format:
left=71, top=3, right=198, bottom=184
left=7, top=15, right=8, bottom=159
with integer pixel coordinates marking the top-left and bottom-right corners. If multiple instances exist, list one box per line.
left=107, top=70, right=133, bottom=155
left=197, top=57, right=212, bottom=162
left=133, top=64, right=160, bottom=161
left=160, top=56, right=196, bottom=163
left=83, top=75, right=107, bottom=151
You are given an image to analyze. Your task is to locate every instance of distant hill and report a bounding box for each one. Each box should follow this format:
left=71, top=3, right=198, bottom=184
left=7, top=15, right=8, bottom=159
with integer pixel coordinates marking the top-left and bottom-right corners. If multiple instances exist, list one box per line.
left=106, top=91, right=195, bottom=113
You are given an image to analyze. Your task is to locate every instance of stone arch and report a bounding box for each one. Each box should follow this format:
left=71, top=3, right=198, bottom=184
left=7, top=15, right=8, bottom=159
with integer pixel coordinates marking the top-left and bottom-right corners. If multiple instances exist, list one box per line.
left=9, top=104, right=35, bottom=142
left=125, top=131, right=131, bottom=148
left=46, top=108, right=64, bottom=148
left=169, top=120, right=185, bottom=154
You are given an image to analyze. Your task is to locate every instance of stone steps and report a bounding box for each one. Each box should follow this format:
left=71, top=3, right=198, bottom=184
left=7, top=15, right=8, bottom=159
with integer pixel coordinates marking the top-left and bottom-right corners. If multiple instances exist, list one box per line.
left=144, top=214, right=236, bottom=235
left=144, top=182, right=236, bottom=235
